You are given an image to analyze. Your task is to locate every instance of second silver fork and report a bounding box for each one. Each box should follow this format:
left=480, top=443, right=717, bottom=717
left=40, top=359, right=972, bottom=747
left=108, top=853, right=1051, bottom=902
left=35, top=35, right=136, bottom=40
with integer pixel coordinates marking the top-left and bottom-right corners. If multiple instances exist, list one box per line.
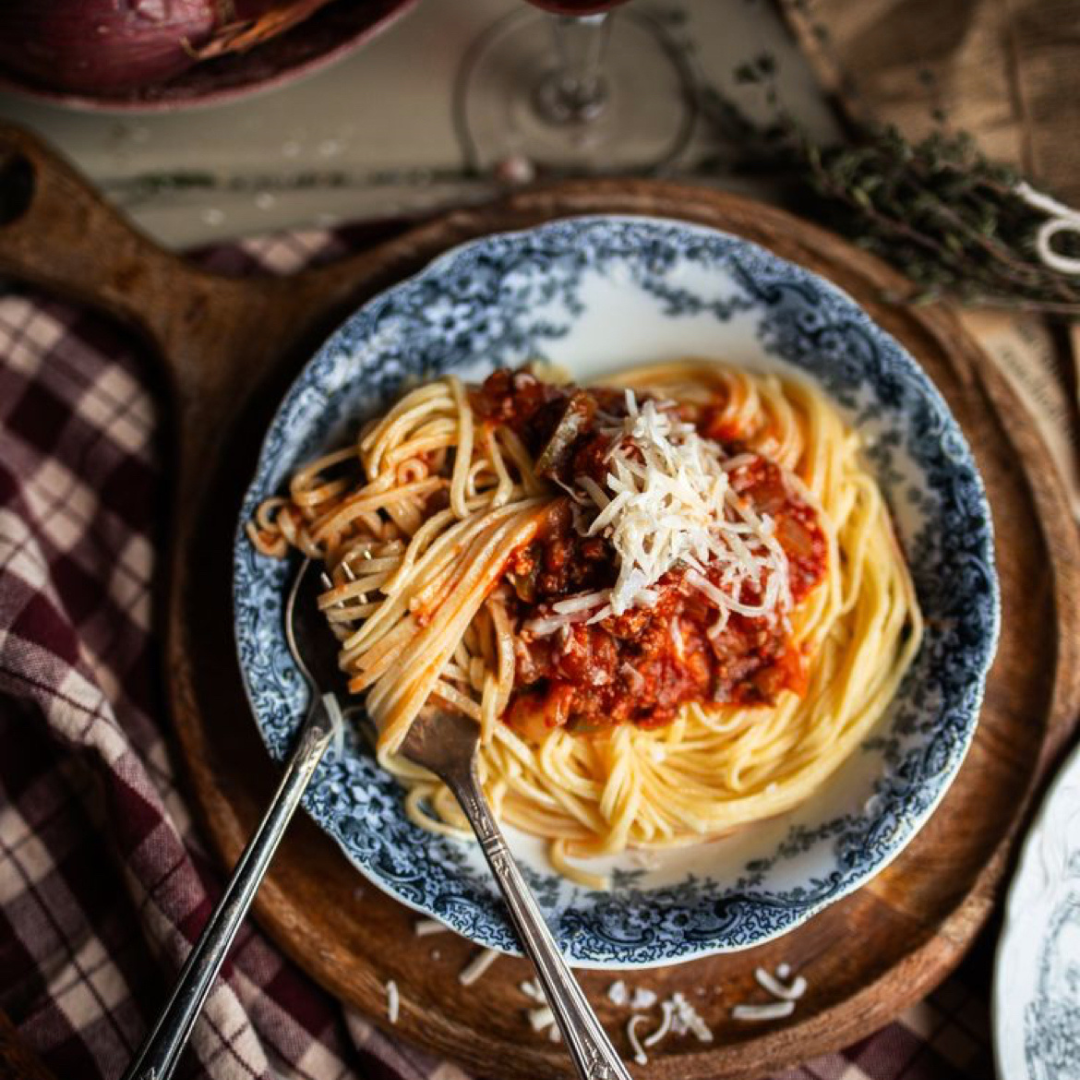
left=399, top=708, right=631, bottom=1080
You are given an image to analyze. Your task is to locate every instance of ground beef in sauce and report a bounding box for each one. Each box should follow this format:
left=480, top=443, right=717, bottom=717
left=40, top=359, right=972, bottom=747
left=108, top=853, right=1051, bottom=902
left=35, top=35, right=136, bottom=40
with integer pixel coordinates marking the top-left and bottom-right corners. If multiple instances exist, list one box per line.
left=472, top=370, right=827, bottom=739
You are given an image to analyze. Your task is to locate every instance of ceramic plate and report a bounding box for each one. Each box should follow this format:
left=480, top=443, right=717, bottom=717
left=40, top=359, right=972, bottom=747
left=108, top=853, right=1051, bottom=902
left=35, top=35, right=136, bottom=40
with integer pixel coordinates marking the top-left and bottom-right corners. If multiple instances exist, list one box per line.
left=233, top=216, right=1000, bottom=968
left=994, top=740, right=1080, bottom=1079
left=0, top=0, right=418, bottom=113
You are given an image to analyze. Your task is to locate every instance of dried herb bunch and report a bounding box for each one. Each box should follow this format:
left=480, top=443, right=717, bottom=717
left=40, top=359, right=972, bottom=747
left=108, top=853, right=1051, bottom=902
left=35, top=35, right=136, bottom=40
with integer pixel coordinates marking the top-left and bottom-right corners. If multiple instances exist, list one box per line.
left=701, top=64, right=1080, bottom=316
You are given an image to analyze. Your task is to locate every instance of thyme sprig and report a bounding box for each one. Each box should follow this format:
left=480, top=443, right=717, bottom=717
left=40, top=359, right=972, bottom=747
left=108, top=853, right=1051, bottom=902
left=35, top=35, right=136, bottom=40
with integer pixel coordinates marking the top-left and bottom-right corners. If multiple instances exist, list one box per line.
left=700, top=62, right=1080, bottom=316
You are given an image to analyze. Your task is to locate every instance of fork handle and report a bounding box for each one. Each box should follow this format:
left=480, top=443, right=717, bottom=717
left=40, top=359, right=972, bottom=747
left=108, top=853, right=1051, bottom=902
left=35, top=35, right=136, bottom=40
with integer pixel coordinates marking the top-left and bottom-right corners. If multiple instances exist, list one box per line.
left=446, top=770, right=632, bottom=1080
left=122, top=694, right=340, bottom=1080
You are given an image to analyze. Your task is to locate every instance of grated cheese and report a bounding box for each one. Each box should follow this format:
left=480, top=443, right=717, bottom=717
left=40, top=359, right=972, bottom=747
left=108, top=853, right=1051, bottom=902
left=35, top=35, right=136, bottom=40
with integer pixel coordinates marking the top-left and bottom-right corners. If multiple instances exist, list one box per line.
left=607, top=980, right=629, bottom=1006
left=551, top=591, right=610, bottom=615
left=732, top=1000, right=795, bottom=1021
left=620, top=662, right=646, bottom=694
left=386, top=980, right=399, bottom=1024
left=527, top=1005, right=555, bottom=1032
left=642, top=1004, right=673, bottom=1048
left=575, top=393, right=791, bottom=625
left=754, top=966, right=807, bottom=1001
left=627, top=1015, right=650, bottom=1066
left=667, top=992, right=713, bottom=1043
left=413, top=918, right=449, bottom=937
left=458, top=947, right=499, bottom=987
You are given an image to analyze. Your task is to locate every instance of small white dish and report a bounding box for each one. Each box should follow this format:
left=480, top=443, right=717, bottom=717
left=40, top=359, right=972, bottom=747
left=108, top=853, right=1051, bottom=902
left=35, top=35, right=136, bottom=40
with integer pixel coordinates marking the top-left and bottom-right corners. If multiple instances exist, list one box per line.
left=994, top=740, right=1080, bottom=1079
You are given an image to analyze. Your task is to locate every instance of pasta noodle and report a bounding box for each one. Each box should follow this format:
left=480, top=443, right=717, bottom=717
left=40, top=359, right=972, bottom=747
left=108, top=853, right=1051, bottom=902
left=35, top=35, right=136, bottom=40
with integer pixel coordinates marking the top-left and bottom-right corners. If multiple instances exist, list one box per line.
left=248, top=361, right=922, bottom=889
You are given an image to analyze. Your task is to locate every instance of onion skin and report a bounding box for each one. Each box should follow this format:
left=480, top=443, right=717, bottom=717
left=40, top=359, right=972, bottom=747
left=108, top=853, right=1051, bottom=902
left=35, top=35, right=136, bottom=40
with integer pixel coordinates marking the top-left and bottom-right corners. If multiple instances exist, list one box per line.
left=0, top=0, right=339, bottom=95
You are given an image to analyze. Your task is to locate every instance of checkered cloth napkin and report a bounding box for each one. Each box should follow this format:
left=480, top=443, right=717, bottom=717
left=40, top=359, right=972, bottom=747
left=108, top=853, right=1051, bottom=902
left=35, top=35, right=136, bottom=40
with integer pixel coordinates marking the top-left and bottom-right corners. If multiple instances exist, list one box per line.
left=0, top=226, right=998, bottom=1080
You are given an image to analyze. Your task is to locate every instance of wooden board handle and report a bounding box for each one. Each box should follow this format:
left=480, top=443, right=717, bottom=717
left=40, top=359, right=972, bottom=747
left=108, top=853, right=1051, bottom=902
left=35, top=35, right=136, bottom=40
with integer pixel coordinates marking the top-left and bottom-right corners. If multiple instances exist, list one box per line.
left=0, top=123, right=385, bottom=480
left=0, top=122, right=210, bottom=349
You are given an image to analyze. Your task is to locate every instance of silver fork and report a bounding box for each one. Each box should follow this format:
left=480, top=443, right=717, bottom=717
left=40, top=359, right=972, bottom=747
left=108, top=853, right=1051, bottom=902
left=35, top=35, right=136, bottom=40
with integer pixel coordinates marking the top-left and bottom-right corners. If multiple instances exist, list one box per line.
left=304, top=558, right=632, bottom=1079
left=122, top=557, right=340, bottom=1080
left=400, top=710, right=632, bottom=1080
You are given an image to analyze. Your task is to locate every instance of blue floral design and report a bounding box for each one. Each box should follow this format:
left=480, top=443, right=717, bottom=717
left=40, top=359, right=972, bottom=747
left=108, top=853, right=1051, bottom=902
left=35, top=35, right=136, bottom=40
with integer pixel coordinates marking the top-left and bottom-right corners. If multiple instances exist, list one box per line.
left=233, top=217, right=999, bottom=967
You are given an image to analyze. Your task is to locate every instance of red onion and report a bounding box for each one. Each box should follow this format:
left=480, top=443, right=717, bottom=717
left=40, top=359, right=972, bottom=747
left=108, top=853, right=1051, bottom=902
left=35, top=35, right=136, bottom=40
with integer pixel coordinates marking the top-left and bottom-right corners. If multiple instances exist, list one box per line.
left=0, top=0, right=340, bottom=95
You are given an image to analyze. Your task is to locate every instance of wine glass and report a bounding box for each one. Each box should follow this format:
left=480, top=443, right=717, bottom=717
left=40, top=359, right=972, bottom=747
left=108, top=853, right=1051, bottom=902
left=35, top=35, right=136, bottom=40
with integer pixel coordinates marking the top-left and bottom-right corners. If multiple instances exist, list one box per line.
left=455, top=1, right=696, bottom=174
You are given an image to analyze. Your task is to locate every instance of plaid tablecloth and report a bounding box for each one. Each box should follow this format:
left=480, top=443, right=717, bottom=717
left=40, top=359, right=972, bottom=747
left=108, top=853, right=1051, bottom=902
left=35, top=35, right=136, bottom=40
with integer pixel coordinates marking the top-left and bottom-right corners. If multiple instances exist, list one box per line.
left=0, top=226, right=999, bottom=1080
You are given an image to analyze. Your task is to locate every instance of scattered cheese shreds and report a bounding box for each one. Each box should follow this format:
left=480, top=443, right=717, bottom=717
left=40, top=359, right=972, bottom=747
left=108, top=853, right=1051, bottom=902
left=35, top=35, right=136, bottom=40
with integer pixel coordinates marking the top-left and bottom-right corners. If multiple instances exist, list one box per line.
left=623, top=990, right=714, bottom=1064
left=527, top=1005, right=555, bottom=1032
left=668, top=992, right=713, bottom=1043
left=732, top=1000, right=796, bottom=1021
left=607, top=981, right=658, bottom=1011
left=755, top=966, right=807, bottom=1001
left=642, top=1004, right=674, bottom=1048
left=386, top=980, right=399, bottom=1024
left=579, top=394, right=791, bottom=621
left=414, top=918, right=449, bottom=937
left=627, top=1015, right=650, bottom=1066
left=552, top=590, right=609, bottom=615
left=458, top=947, right=499, bottom=987
left=777, top=962, right=792, bottom=980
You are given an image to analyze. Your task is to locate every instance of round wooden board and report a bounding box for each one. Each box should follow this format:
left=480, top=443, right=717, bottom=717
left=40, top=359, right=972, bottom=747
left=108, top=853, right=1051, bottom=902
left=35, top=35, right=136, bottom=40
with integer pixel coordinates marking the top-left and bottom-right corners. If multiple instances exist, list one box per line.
left=170, top=187, right=1080, bottom=1080
left=1, top=125, right=1077, bottom=1079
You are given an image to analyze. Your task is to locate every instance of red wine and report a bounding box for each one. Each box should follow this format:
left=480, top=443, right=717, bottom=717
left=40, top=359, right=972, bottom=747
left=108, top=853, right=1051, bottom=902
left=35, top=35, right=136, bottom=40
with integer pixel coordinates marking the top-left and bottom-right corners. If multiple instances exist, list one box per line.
left=524, top=0, right=628, bottom=14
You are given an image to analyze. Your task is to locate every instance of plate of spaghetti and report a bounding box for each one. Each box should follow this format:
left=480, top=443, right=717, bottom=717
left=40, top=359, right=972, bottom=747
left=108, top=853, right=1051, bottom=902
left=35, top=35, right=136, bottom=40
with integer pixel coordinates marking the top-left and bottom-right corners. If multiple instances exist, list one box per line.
left=234, top=216, right=999, bottom=967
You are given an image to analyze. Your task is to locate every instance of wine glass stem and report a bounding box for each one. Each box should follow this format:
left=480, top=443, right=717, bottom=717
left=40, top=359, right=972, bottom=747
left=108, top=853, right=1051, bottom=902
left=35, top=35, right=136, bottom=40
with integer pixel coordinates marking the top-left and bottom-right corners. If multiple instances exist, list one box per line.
left=535, top=14, right=612, bottom=124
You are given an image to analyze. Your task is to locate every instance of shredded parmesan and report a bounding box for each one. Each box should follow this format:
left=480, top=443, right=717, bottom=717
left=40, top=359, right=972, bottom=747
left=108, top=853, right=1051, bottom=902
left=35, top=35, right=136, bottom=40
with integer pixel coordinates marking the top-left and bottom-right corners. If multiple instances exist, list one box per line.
left=458, top=947, right=499, bottom=987
left=627, top=1015, right=650, bottom=1066
left=573, top=393, right=791, bottom=623
left=732, top=1000, right=795, bottom=1021
left=754, top=966, right=807, bottom=1001
left=620, top=662, right=646, bottom=694
left=522, top=609, right=593, bottom=636
left=552, top=591, right=609, bottom=615
left=643, top=1004, right=673, bottom=1048
left=527, top=1005, right=555, bottom=1032
left=667, top=992, right=713, bottom=1042
left=607, top=981, right=658, bottom=1011
left=621, top=990, right=714, bottom=1064
left=520, top=979, right=545, bottom=1002
left=413, top=918, right=449, bottom=937
left=386, top=980, right=399, bottom=1024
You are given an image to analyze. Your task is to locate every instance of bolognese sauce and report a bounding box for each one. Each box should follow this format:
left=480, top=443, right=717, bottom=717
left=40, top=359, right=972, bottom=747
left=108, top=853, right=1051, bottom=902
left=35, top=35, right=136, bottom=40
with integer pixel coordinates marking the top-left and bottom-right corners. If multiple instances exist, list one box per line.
left=472, top=370, right=828, bottom=740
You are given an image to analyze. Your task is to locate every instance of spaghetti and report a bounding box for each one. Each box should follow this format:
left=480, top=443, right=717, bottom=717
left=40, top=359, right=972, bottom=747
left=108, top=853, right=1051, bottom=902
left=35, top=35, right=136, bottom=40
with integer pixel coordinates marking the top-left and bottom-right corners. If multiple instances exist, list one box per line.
left=248, top=361, right=922, bottom=888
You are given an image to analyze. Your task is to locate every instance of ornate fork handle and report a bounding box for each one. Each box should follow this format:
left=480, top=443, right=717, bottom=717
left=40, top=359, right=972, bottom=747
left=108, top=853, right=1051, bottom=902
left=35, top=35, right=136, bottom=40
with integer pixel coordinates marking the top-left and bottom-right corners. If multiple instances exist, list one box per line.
left=446, top=767, right=632, bottom=1080
left=121, top=694, right=339, bottom=1080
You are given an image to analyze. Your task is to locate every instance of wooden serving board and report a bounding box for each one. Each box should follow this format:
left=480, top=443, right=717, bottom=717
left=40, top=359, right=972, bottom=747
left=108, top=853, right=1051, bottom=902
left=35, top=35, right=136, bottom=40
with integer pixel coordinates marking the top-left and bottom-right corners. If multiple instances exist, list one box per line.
left=2, top=122, right=1078, bottom=1080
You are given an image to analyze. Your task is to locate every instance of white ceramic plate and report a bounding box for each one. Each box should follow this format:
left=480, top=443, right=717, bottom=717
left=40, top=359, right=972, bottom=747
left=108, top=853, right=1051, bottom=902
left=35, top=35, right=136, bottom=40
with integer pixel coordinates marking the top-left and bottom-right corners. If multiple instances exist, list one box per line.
left=994, top=740, right=1080, bottom=1079
left=233, top=216, right=999, bottom=967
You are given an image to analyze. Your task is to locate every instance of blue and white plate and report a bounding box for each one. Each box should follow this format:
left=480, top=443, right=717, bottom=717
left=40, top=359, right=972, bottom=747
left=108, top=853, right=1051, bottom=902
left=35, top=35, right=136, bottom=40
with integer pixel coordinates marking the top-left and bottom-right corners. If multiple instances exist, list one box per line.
left=233, top=216, right=999, bottom=968
left=994, top=740, right=1080, bottom=1080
